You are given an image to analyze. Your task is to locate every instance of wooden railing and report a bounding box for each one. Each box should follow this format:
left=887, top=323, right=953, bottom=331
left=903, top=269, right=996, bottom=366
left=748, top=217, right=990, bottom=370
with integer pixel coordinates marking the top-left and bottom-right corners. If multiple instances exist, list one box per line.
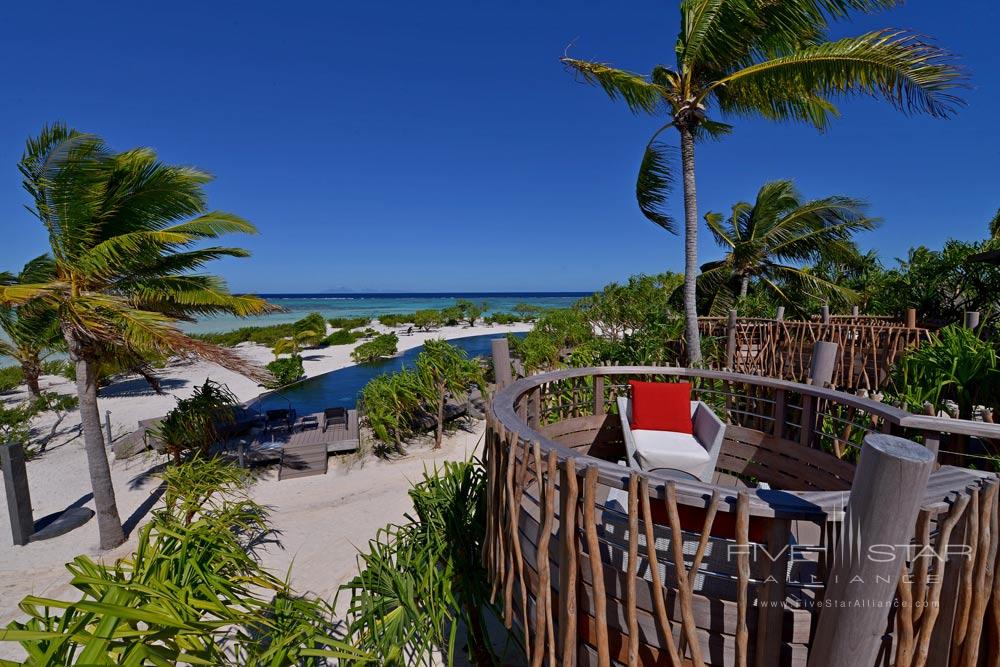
left=483, top=365, right=1000, bottom=666
left=696, top=317, right=931, bottom=391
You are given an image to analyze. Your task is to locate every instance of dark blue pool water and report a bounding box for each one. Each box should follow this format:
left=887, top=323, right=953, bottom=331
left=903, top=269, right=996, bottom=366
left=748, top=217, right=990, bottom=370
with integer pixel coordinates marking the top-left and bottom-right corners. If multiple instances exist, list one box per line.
left=249, top=333, right=523, bottom=414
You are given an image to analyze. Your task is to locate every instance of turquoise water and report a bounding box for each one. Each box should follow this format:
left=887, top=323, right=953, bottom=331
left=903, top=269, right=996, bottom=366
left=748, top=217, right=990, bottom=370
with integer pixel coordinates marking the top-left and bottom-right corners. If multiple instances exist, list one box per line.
left=250, top=332, right=524, bottom=413
left=183, top=292, right=586, bottom=334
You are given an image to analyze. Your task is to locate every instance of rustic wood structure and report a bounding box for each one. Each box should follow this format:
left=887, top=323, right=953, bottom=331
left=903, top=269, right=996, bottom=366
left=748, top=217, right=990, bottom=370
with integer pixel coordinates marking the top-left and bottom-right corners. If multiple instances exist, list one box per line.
left=698, top=317, right=931, bottom=391
left=483, top=365, right=1000, bottom=666
left=238, top=409, right=359, bottom=473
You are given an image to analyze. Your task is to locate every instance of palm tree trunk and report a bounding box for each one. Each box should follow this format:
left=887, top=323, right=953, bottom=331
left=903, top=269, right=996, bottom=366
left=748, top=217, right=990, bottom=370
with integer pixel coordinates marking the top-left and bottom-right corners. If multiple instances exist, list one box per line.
left=739, top=274, right=750, bottom=298
left=678, top=125, right=703, bottom=365
left=65, top=331, right=125, bottom=549
left=22, top=356, right=41, bottom=400
left=435, top=388, right=445, bottom=449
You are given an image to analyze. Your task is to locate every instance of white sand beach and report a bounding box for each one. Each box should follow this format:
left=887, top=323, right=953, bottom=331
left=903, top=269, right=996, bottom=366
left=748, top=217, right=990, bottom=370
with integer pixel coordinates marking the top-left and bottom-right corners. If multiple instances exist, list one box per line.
left=0, top=321, right=529, bottom=657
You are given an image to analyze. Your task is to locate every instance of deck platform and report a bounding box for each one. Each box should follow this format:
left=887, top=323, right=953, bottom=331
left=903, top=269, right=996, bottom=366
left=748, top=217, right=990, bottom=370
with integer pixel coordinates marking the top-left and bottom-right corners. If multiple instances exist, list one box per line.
left=237, top=410, right=359, bottom=476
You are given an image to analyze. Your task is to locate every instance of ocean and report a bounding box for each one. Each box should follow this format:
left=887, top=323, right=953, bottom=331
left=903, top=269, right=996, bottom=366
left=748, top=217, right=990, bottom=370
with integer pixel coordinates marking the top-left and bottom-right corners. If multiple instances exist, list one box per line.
left=182, top=292, right=589, bottom=334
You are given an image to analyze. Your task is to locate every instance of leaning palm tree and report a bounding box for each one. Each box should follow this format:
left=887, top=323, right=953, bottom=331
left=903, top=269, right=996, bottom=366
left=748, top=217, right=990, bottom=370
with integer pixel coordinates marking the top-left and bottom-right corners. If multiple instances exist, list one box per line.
left=698, top=179, right=878, bottom=314
left=0, top=124, right=275, bottom=549
left=562, top=0, right=964, bottom=363
left=0, top=255, right=61, bottom=399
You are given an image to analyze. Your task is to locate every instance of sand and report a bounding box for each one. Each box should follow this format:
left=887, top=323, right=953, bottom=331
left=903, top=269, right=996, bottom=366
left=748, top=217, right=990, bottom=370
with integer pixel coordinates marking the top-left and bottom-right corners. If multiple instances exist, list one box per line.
left=0, top=321, right=529, bottom=657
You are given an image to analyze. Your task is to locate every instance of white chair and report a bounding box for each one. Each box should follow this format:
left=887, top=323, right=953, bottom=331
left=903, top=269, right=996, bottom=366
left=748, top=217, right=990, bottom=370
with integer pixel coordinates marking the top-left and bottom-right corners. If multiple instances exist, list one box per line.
left=617, top=395, right=725, bottom=483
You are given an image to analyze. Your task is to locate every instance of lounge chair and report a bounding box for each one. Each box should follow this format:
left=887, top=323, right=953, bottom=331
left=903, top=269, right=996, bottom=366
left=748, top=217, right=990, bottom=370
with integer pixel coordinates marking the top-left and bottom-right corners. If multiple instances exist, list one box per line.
left=617, top=394, right=725, bottom=483
left=266, top=409, right=296, bottom=431
left=323, top=407, right=348, bottom=432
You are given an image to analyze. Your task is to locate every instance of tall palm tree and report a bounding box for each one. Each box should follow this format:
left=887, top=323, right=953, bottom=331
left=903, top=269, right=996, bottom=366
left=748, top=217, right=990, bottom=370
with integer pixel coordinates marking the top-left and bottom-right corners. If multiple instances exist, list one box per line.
left=989, top=208, right=1000, bottom=239
left=562, top=0, right=963, bottom=363
left=0, top=255, right=61, bottom=399
left=0, top=124, right=275, bottom=549
left=699, top=179, right=877, bottom=313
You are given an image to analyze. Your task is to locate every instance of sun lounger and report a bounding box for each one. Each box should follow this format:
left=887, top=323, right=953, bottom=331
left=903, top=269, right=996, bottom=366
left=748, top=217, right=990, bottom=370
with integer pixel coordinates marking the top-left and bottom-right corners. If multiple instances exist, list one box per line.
left=322, top=407, right=348, bottom=432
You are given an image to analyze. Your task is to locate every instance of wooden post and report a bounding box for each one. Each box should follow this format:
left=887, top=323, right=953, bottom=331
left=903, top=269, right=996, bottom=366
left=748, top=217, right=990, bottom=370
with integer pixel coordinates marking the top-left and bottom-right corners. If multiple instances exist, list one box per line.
left=964, top=311, right=981, bottom=330
left=105, top=410, right=113, bottom=445
left=558, top=458, right=579, bottom=666
left=821, top=304, right=830, bottom=324
left=906, top=308, right=917, bottom=329
left=775, top=306, right=785, bottom=321
left=726, top=309, right=738, bottom=369
left=808, top=434, right=935, bottom=667
left=492, top=338, right=513, bottom=389
left=0, top=443, right=34, bottom=546
left=528, top=388, right=540, bottom=430
left=593, top=375, right=605, bottom=416
left=809, top=341, right=838, bottom=389
left=852, top=305, right=860, bottom=316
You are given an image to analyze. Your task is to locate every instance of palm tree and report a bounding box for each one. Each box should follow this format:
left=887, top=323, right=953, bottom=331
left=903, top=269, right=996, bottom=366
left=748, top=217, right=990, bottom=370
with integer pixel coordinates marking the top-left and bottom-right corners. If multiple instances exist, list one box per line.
left=989, top=208, right=1000, bottom=239
left=0, top=124, right=275, bottom=549
left=0, top=255, right=61, bottom=399
left=698, top=179, right=878, bottom=313
left=562, top=0, right=963, bottom=363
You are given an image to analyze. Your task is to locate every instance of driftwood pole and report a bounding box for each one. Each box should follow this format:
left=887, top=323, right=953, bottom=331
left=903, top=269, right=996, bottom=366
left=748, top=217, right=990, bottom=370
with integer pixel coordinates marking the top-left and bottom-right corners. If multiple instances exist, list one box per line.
left=775, top=306, right=785, bottom=321
left=821, top=304, right=830, bottom=324
left=906, top=308, right=917, bottom=329
left=808, top=434, right=935, bottom=667
left=105, top=410, right=113, bottom=445
left=0, top=443, right=34, bottom=546
left=809, top=341, right=838, bottom=389
left=964, top=311, right=981, bottom=330
left=725, top=309, right=738, bottom=369
left=852, top=305, right=859, bottom=316
left=491, top=338, right=513, bottom=389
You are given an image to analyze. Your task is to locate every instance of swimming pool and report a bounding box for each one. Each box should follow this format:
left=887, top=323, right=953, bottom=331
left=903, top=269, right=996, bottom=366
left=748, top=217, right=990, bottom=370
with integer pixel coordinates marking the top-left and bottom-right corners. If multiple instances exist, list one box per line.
left=249, top=332, right=524, bottom=414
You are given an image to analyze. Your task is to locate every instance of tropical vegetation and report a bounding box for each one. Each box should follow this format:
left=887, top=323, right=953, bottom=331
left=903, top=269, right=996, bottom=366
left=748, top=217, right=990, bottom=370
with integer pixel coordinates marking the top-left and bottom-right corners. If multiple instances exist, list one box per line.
left=352, top=332, right=399, bottom=363
left=0, top=255, right=61, bottom=399
left=0, top=124, right=275, bottom=549
left=150, top=379, right=241, bottom=462
left=562, top=0, right=964, bottom=363
left=0, top=456, right=365, bottom=665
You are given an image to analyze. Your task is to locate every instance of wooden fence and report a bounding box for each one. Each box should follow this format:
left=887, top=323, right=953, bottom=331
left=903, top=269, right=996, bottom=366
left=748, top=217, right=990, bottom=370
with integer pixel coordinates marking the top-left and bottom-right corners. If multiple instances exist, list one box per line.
left=697, top=317, right=931, bottom=391
left=483, top=365, right=1000, bottom=666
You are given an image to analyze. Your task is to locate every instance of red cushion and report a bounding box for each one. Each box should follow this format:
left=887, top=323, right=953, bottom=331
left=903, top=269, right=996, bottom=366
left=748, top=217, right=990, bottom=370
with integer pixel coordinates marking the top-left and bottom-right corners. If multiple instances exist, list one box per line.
left=628, top=380, right=693, bottom=434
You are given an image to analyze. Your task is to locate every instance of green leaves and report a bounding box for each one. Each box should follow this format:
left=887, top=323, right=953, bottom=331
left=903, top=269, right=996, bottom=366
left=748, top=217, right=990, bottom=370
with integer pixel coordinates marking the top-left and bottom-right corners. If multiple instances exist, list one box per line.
left=0, top=457, right=368, bottom=666
left=352, top=332, right=399, bottom=364
left=636, top=138, right=677, bottom=233
left=560, top=58, right=666, bottom=115
left=339, top=459, right=499, bottom=665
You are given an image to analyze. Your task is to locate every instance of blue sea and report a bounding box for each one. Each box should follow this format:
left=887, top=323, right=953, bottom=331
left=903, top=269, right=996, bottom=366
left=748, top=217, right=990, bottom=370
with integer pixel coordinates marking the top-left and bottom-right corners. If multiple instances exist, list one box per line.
left=182, top=292, right=588, bottom=334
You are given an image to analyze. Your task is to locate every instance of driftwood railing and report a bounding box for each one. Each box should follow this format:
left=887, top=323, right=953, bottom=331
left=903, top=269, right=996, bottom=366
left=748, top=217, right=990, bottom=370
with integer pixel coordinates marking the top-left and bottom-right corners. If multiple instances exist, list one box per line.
left=483, top=363, right=1000, bottom=666
left=696, top=316, right=931, bottom=391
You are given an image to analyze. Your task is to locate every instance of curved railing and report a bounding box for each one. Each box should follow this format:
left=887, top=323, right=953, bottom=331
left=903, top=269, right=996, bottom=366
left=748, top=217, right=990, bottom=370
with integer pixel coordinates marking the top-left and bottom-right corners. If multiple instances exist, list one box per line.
left=483, top=366, right=1000, bottom=667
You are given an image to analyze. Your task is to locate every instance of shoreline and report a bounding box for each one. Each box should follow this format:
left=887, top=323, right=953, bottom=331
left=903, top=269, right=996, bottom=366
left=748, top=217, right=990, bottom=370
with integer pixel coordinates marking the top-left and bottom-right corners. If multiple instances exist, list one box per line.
left=0, top=320, right=530, bottom=651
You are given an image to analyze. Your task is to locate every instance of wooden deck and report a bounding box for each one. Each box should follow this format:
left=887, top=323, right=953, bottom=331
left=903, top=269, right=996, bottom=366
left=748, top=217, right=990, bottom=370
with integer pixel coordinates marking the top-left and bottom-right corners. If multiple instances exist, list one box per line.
left=238, top=410, right=359, bottom=478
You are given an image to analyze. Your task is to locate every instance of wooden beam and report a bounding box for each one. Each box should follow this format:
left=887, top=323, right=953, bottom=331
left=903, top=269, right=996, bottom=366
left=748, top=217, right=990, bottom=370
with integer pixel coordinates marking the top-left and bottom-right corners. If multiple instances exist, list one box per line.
left=492, top=337, right=513, bottom=389
left=808, top=434, right=935, bottom=667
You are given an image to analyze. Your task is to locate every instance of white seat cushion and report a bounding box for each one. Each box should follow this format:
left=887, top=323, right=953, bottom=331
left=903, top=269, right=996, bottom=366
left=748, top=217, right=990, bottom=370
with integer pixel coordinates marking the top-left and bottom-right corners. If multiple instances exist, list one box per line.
left=632, top=429, right=710, bottom=478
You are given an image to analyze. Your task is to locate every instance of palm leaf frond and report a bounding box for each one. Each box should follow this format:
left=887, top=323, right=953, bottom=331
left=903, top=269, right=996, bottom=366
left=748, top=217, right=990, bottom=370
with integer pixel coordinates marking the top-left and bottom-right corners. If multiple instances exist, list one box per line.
left=635, top=140, right=677, bottom=233
left=560, top=58, right=665, bottom=114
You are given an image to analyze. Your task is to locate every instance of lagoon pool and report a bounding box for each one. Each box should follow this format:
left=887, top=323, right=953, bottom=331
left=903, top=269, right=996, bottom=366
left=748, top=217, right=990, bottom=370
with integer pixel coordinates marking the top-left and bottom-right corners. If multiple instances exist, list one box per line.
left=249, top=333, right=523, bottom=414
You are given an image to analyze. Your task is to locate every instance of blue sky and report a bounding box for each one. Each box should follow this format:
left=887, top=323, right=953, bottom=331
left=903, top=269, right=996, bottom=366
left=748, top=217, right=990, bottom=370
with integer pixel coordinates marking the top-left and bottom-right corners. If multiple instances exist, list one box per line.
left=0, top=1, right=996, bottom=293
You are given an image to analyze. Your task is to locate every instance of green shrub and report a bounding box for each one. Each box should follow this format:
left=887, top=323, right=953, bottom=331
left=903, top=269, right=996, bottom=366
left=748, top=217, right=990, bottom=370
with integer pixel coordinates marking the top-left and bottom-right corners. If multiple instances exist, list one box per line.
left=0, top=365, right=24, bottom=393
left=485, top=311, right=518, bottom=325
left=412, top=309, right=441, bottom=331
left=352, top=333, right=398, bottom=363
left=195, top=313, right=329, bottom=348
left=150, top=380, right=241, bottom=461
left=323, top=328, right=363, bottom=346
left=294, top=312, right=327, bottom=337
left=360, top=370, right=422, bottom=455
left=42, top=359, right=75, bottom=380
left=339, top=459, right=498, bottom=663
left=378, top=313, right=415, bottom=327
left=265, top=354, right=305, bottom=388
left=328, top=316, right=370, bottom=330
left=0, top=456, right=366, bottom=665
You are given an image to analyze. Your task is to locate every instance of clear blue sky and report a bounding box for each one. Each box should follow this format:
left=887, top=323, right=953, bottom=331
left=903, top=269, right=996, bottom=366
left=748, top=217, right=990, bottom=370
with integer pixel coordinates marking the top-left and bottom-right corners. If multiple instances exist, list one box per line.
left=0, top=1, right=996, bottom=293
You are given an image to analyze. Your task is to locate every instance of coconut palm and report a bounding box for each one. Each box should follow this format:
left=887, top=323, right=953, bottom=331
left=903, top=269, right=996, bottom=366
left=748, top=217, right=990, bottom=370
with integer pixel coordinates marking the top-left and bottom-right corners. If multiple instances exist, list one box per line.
left=562, top=0, right=964, bottom=363
left=0, top=255, right=61, bottom=399
left=698, top=179, right=878, bottom=313
left=989, top=208, right=1000, bottom=239
left=0, top=124, right=275, bottom=549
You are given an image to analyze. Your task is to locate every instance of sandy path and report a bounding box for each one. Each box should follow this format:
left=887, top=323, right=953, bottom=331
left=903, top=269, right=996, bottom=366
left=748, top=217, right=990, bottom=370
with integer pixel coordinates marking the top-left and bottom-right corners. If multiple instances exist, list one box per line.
left=0, top=321, right=527, bottom=656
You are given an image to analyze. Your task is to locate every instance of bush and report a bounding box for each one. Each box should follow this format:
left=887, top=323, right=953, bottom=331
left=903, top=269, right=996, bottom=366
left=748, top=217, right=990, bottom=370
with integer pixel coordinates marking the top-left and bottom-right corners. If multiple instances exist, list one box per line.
left=150, top=380, right=241, bottom=461
left=412, top=309, right=441, bottom=331
left=195, top=312, right=329, bottom=348
left=0, top=365, right=24, bottom=393
left=485, top=311, right=518, bottom=325
left=378, top=313, right=414, bottom=328
left=352, top=333, right=398, bottom=363
left=360, top=370, right=422, bottom=455
left=328, top=316, right=370, bottom=330
left=0, top=456, right=366, bottom=665
left=265, top=354, right=305, bottom=388
left=323, top=328, right=362, bottom=346
left=294, top=312, right=327, bottom=338
left=42, top=359, right=75, bottom=380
